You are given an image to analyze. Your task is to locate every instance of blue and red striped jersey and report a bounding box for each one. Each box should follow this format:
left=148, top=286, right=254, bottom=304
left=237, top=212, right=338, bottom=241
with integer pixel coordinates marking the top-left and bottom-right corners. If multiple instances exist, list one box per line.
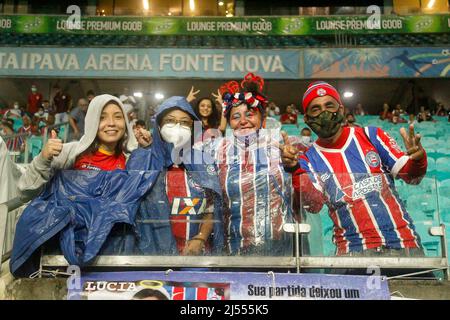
left=299, top=126, right=421, bottom=254
left=166, top=166, right=214, bottom=253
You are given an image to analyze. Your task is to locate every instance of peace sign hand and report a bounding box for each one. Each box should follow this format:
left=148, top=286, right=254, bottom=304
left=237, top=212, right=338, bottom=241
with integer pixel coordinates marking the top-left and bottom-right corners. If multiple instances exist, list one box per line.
left=278, top=131, right=299, bottom=168
left=211, top=89, right=223, bottom=106
left=400, top=124, right=425, bottom=161
left=187, top=86, right=200, bottom=103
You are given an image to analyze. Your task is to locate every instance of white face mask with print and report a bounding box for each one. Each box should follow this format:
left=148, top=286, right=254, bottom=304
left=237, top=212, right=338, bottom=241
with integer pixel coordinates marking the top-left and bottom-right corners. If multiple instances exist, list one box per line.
left=160, top=123, right=191, bottom=149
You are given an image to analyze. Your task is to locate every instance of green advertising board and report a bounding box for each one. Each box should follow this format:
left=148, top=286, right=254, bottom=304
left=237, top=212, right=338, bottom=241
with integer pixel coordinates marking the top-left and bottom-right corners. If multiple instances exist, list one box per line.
left=0, top=14, right=448, bottom=36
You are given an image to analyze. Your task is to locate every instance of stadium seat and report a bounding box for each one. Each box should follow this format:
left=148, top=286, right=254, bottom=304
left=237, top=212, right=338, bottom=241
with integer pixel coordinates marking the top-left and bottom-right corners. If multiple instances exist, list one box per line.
left=281, top=124, right=300, bottom=137
left=406, top=193, right=438, bottom=221
left=27, top=136, right=43, bottom=160
left=13, top=118, right=23, bottom=132
left=413, top=221, right=441, bottom=257
left=436, top=157, right=450, bottom=173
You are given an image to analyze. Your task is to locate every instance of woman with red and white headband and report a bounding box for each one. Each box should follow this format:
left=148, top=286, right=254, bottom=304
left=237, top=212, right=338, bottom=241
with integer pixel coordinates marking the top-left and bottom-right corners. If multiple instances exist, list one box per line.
left=198, top=73, right=296, bottom=256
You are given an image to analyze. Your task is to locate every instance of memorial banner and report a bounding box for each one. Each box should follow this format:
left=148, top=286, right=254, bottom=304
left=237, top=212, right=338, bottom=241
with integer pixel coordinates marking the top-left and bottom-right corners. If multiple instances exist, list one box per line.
left=67, top=271, right=390, bottom=300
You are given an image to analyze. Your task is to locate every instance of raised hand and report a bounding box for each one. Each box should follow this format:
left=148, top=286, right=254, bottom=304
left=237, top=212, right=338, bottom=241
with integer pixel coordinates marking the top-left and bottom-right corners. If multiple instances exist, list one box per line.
left=186, top=86, right=200, bottom=103
left=42, top=130, right=63, bottom=161
left=211, top=89, right=223, bottom=106
left=278, top=131, right=299, bottom=168
left=134, top=127, right=152, bottom=148
left=400, top=124, right=425, bottom=161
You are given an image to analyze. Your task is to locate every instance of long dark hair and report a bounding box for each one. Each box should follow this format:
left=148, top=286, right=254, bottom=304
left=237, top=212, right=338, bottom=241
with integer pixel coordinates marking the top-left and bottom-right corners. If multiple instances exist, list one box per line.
left=79, top=100, right=127, bottom=157
left=194, top=97, right=220, bottom=129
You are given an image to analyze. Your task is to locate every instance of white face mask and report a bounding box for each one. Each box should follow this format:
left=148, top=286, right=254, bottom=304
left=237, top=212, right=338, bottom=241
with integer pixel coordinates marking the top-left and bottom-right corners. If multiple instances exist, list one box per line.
left=160, top=123, right=191, bottom=149
left=300, top=136, right=312, bottom=146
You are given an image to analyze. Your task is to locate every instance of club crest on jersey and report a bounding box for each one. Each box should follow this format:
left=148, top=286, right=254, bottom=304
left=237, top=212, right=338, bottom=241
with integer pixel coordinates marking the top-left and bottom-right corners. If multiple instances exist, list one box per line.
left=317, top=88, right=327, bottom=96
left=365, top=151, right=380, bottom=168
left=206, top=165, right=216, bottom=175
left=171, top=197, right=206, bottom=216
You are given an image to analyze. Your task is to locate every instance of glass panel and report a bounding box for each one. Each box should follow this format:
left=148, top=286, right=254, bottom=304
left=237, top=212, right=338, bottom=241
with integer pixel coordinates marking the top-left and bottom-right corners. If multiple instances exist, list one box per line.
left=298, top=173, right=443, bottom=259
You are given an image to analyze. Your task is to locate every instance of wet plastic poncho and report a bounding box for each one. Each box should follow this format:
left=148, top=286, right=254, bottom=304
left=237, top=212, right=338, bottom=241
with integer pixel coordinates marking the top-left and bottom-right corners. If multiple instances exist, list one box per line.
left=10, top=94, right=143, bottom=277
left=127, top=96, right=224, bottom=255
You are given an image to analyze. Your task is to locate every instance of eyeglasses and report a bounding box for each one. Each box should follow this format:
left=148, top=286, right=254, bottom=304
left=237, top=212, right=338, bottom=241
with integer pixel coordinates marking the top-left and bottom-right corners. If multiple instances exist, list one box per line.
left=161, top=118, right=193, bottom=128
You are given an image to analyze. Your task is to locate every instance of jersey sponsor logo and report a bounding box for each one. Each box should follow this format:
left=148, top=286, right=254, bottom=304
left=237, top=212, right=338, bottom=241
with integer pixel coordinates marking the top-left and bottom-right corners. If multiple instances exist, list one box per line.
left=387, top=136, right=402, bottom=153
left=335, top=175, right=383, bottom=202
left=171, top=197, right=206, bottom=216
left=365, top=151, right=381, bottom=168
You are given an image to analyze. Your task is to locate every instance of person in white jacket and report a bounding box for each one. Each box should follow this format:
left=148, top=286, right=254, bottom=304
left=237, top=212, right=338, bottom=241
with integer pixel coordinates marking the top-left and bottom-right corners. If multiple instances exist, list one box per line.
left=17, top=94, right=151, bottom=202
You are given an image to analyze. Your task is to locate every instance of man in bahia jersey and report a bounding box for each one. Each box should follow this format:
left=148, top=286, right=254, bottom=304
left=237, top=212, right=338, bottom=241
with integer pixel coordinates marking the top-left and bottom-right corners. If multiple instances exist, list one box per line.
left=282, top=81, right=428, bottom=261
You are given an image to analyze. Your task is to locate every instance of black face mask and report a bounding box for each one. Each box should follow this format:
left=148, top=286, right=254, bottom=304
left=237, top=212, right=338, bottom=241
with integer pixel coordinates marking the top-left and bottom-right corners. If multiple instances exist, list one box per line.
left=306, top=111, right=344, bottom=139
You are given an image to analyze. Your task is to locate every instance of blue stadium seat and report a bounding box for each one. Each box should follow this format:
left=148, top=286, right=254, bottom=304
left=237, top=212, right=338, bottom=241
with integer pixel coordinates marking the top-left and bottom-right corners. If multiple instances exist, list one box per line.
left=27, top=136, right=43, bottom=160
left=436, top=157, right=450, bottom=173
left=13, top=118, right=23, bottom=132
left=281, top=124, right=300, bottom=137
left=406, top=193, right=437, bottom=221
left=413, top=221, right=441, bottom=257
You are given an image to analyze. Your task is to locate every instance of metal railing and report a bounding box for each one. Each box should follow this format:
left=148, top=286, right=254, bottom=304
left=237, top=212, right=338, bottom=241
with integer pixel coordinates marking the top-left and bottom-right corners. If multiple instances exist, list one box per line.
left=0, top=122, right=70, bottom=164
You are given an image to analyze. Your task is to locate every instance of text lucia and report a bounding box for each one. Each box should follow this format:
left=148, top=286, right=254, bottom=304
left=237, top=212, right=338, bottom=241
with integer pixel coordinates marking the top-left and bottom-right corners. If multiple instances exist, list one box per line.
left=0, top=52, right=286, bottom=73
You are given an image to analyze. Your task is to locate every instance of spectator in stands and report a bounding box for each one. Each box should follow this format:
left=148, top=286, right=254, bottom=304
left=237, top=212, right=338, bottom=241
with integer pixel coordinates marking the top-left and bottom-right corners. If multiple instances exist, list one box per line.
left=267, top=101, right=281, bottom=117
left=391, top=109, right=407, bottom=125
left=194, top=97, right=221, bottom=131
left=34, top=106, right=49, bottom=121
left=119, top=87, right=136, bottom=115
left=281, top=81, right=428, bottom=274
left=41, top=99, right=53, bottom=115
left=133, top=119, right=152, bottom=148
left=187, top=86, right=227, bottom=135
left=27, top=84, right=43, bottom=115
left=199, top=73, right=294, bottom=256
left=86, top=90, right=96, bottom=104
left=42, top=114, right=57, bottom=139
left=128, top=110, right=138, bottom=128
left=434, top=102, right=447, bottom=117
left=18, top=115, right=33, bottom=136
left=69, top=98, right=89, bottom=141
left=1, top=118, right=23, bottom=152
left=354, top=103, right=366, bottom=116
left=379, top=102, right=392, bottom=121
left=289, top=127, right=314, bottom=154
left=17, top=94, right=144, bottom=200
left=280, top=104, right=298, bottom=124
left=417, top=106, right=434, bottom=122
left=343, top=113, right=360, bottom=127
left=53, top=84, right=72, bottom=124
left=4, top=102, right=22, bottom=119
left=394, top=104, right=406, bottom=116
left=127, top=96, right=222, bottom=256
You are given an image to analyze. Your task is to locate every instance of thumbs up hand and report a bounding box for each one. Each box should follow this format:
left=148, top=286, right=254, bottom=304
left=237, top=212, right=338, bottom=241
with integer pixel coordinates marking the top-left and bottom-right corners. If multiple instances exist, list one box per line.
left=42, top=129, right=63, bottom=161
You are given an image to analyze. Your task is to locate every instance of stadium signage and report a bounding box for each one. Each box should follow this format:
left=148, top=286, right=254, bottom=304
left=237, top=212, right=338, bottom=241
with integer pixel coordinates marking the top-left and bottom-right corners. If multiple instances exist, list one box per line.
left=0, top=47, right=299, bottom=79
left=67, top=271, right=390, bottom=300
left=1, top=47, right=448, bottom=79
left=0, top=14, right=448, bottom=36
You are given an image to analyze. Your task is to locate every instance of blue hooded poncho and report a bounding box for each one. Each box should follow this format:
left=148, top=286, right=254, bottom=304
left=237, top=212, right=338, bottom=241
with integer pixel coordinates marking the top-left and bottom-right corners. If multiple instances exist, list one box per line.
left=10, top=96, right=223, bottom=277
left=127, top=96, right=224, bottom=255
